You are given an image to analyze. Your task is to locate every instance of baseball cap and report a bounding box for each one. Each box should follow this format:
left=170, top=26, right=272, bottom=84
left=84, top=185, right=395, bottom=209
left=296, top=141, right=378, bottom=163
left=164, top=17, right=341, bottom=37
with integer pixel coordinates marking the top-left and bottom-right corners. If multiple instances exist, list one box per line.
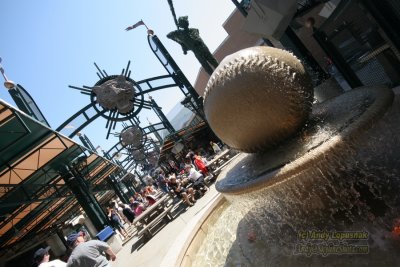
left=33, top=246, right=50, bottom=263
left=66, top=231, right=84, bottom=247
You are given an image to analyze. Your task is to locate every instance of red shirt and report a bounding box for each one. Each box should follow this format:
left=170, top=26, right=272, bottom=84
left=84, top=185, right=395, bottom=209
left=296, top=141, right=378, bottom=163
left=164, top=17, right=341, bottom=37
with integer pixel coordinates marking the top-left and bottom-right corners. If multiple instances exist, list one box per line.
left=194, top=157, right=208, bottom=174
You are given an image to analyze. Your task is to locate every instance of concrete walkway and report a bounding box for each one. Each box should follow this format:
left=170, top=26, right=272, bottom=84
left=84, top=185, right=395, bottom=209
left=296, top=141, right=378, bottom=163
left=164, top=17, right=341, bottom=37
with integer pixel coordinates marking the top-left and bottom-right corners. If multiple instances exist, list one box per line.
left=110, top=184, right=220, bottom=267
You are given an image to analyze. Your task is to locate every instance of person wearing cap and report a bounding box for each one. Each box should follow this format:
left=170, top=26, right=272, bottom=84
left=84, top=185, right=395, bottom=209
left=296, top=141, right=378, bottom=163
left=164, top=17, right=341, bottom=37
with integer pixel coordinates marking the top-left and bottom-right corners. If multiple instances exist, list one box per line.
left=33, top=246, right=66, bottom=267
left=66, top=231, right=116, bottom=267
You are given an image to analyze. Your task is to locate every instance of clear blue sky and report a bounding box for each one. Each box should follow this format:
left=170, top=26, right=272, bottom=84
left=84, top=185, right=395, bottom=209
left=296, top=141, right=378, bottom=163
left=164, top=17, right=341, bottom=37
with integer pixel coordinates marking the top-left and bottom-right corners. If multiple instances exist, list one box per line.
left=0, top=0, right=235, bottom=151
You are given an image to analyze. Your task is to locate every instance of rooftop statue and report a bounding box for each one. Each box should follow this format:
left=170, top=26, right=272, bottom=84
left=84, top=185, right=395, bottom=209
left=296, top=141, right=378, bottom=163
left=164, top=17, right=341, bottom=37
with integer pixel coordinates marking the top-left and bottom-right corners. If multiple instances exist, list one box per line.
left=166, top=0, right=218, bottom=75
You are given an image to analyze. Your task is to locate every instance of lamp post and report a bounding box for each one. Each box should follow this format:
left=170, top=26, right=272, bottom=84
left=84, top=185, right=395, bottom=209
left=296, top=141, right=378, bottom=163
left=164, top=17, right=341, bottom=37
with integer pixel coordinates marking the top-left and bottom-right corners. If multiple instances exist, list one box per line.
left=0, top=57, right=16, bottom=90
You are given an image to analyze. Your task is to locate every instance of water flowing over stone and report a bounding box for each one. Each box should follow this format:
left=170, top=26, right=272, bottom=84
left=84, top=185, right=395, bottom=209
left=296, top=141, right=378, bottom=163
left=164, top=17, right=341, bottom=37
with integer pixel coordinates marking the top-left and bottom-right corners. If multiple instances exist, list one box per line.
left=204, top=46, right=313, bottom=153
left=193, top=90, right=400, bottom=266
left=195, top=46, right=400, bottom=266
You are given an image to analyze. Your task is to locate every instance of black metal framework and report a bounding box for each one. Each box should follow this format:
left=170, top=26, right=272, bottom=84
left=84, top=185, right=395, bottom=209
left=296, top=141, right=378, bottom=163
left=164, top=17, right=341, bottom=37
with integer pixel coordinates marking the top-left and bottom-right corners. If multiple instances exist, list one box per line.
left=62, top=156, right=109, bottom=231
left=116, top=122, right=146, bottom=149
left=0, top=100, right=128, bottom=254
left=147, top=33, right=205, bottom=119
left=107, top=176, right=129, bottom=204
left=7, top=84, right=50, bottom=127
left=77, top=133, right=97, bottom=151
left=103, top=121, right=163, bottom=166
left=361, top=0, right=400, bottom=53
left=118, top=138, right=160, bottom=171
left=230, top=0, right=250, bottom=17
left=56, top=57, right=200, bottom=140
left=149, top=96, right=175, bottom=134
left=0, top=12, right=213, bottom=256
left=53, top=30, right=210, bottom=182
left=0, top=133, right=75, bottom=212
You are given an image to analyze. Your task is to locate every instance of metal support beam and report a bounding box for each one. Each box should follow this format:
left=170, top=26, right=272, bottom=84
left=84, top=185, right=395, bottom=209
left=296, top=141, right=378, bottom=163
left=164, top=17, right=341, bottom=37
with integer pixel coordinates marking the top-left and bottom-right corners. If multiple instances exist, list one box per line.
left=0, top=194, right=73, bottom=209
left=123, top=181, right=136, bottom=196
left=147, top=34, right=205, bottom=119
left=6, top=85, right=50, bottom=127
left=145, top=123, right=164, bottom=143
left=361, top=0, right=400, bottom=56
left=63, top=169, right=109, bottom=231
left=231, top=0, right=248, bottom=17
left=77, top=133, right=96, bottom=151
left=283, top=27, right=329, bottom=85
left=107, top=176, right=129, bottom=203
left=149, top=97, right=175, bottom=134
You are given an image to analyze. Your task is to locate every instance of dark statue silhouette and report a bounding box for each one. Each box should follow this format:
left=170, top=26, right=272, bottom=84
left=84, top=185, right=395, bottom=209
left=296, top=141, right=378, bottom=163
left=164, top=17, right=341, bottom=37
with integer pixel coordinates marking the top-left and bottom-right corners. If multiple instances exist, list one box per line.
left=166, top=0, right=219, bottom=75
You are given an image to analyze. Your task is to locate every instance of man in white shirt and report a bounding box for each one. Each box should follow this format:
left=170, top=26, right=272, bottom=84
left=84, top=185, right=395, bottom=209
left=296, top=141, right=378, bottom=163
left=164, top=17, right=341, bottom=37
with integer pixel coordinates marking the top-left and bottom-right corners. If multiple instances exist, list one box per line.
left=184, top=165, right=209, bottom=195
left=185, top=164, right=203, bottom=182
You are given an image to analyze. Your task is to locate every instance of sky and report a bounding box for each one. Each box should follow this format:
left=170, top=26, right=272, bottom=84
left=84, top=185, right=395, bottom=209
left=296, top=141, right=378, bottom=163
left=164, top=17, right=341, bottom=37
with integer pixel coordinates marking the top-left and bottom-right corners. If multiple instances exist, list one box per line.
left=0, top=0, right=235, bottom=153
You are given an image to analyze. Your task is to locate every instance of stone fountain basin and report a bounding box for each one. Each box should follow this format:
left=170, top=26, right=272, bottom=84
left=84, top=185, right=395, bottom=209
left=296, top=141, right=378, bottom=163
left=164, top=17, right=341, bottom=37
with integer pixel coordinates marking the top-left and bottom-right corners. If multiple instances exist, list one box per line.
left=162, top=86, right=400, bottom=266
left=160, top=194, right=226, bottom=267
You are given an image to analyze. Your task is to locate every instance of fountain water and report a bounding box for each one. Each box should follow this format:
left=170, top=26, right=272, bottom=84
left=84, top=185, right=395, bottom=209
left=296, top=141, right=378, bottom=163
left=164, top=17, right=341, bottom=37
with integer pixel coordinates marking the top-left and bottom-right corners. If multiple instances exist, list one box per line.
left=170, top=47, right=400, bottom=266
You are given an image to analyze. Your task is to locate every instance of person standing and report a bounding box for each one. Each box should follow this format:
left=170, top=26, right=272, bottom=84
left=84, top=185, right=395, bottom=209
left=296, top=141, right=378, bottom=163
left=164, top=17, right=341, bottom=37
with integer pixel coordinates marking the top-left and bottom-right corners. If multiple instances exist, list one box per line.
left=131, top=201, right=146, bottom=216
left=156, top=170, right=169, bottom=194
left=66, top=231, right=116, bottom=267
left=111, top=200, right=130, bottom=225
left=106, top=206, right=129, bottom=239
left=185, top=165, right=209, bottom=195
left=118, top=203, right=135, bottom=224
left=210, top=141, right=221, bottom=154
left=33, top=246, right=66, bottom=267
left=192, top=153, right=210, bottom=176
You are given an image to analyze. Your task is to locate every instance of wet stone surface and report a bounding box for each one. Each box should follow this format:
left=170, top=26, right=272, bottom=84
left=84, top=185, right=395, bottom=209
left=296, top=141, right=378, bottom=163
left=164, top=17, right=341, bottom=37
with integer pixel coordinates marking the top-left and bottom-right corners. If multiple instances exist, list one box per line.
left=192, top=88, right=400, bottom=266
left=216, top=86, right=394, bottom=193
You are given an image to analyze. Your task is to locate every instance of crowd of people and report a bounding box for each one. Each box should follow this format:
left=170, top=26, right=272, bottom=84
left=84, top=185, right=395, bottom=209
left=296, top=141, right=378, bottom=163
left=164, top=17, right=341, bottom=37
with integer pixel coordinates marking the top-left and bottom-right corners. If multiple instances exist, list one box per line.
left=104, top=149, right=216, bottom=237
left=102, top=142, right=224, bottom=240
left=31, top=141, right=224, bottom=266
left=104, top=188, right=157, bottom=242
left=155, top=147, right=220, bottom=206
